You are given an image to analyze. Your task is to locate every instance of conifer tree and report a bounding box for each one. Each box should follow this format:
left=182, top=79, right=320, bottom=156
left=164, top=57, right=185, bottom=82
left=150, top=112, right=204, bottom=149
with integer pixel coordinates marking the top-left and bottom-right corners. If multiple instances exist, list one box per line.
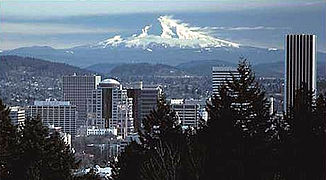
left=10, top=116, right=78, bottom=180
left=203, top=59, right=272, bottom=179
left=110, top=141, right=145, bottom=180
left=139, top=94, right=186, bottom=180
left=0, top=99, right=19, bottom=180
left=281, top=87, right=326, bottom=180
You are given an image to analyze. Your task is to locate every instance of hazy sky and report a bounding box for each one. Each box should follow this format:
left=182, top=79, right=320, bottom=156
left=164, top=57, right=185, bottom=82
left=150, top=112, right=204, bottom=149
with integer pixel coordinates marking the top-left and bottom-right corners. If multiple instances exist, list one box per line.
left=1, top=0, right=325, bottom=51
left=2, top=0, right=323, bottom=17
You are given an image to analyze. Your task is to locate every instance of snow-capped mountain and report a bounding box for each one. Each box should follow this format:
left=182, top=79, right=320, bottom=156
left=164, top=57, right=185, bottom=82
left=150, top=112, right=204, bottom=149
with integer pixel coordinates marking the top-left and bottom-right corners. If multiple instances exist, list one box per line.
left=95, top=16, right=239, bottom=49
left=1, top=15, right=325, bottom=69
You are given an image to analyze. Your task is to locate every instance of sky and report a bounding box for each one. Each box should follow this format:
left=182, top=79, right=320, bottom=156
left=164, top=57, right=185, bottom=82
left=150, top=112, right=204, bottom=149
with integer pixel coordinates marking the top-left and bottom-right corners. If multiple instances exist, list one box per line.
left=1, top=0, right=325, bottom=51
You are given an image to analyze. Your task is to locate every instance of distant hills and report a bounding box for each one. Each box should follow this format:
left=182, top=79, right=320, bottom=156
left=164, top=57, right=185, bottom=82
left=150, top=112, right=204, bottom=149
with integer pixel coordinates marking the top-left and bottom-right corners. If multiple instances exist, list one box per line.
left=0, top=55, right=95, bottom=106
left=0, top=45, right=285, bottom=68
left=88, top=63, right=187, bottom=77
left=0, top=55, right=94, bottom=80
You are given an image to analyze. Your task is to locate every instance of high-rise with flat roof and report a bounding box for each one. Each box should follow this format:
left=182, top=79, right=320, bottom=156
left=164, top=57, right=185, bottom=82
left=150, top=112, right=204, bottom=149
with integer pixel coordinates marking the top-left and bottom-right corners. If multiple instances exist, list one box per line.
left=63, top=74, right=101, bottom=129
left=284, top=34, right=317, bottom=112
left=26, top=99, right=77, bottom=137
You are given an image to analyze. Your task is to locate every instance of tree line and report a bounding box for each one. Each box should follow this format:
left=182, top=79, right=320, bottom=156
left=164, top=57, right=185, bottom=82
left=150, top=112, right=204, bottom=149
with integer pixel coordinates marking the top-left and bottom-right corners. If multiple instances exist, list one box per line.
left=0, top=100, right=101, bottom=180
left=110, top=59, right=326, bottom=180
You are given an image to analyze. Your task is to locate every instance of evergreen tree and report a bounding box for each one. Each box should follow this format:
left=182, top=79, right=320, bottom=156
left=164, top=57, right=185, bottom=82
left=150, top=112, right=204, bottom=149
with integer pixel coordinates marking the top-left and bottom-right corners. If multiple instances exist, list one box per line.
left=112, top=95, right=189, bottom=180
left=41, top=131, right=78, bottom=180
left=203, top=59, right=272, bottom=180
left=110, top=141, right=145, bottom=180
left=203, top=81, right=244, bottom=180
left=9, top=116, right=78, bottom=180
left=227, top=59, right=271, bottom=179
left=0, top=99, right=19, bottom=180
left=281, top=86, right=326, bottom=180
left=139, top=95, right=187, bottom=180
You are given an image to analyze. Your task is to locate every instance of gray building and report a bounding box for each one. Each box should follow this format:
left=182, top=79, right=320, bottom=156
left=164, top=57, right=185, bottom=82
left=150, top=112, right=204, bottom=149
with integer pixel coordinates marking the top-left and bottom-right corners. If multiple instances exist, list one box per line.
left=26, top=99, right=77, bottom=137
left=63, top=74, right=101, bottom=129
left=284, top=34, right=317, bottom=112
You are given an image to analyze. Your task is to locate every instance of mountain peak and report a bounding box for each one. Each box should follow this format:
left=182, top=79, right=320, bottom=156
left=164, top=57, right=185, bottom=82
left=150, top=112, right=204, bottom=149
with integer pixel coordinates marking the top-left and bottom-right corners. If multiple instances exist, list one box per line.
left=95, top=16, right=240, bottom=49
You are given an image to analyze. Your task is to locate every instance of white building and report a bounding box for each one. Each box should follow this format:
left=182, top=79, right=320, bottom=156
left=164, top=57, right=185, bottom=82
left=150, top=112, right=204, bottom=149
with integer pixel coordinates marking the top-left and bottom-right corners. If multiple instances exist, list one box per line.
left=26, top=99, right=77, bottom=137
left=284, top=34, right=316, bottom=112
left=86, top=126, right=117, bottom=136
left=9, top=106, right=25, bottom=126
left=87, top=79, right=134, bottom=139
left=170, top=99, right=202, bottom=128
left=63, top=74, right=101, bottom=129
left=212, top=66, right=239, bottom=95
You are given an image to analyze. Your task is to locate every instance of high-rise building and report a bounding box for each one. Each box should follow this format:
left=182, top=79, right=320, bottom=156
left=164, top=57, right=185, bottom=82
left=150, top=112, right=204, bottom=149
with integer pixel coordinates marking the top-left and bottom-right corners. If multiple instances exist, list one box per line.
left=87, top=79, right=134, bottom=139
left=63, top=74, right=101, bottom=129
left=26, top=99, right=77, bottom=137
left=170, top=99, right=202, bottom=128
left=127, top=82, right=161, bottom=131
left=284, top=34, right=316, bottom=112
left=212, top=66, right=239, bottom=94
left=9, top=106, right=25, bottom=126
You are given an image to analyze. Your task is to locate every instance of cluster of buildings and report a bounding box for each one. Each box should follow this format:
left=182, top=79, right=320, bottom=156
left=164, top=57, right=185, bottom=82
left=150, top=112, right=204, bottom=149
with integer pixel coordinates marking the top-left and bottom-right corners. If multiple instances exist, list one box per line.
left=9, top=73, right=206, bottom=155
left=8, top=34, right=318, bottom=158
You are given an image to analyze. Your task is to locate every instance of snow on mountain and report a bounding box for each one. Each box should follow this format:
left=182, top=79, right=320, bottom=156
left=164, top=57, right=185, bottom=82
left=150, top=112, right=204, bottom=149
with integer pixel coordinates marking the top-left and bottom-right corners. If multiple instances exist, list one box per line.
left=96, top=16, right=240, bottom=49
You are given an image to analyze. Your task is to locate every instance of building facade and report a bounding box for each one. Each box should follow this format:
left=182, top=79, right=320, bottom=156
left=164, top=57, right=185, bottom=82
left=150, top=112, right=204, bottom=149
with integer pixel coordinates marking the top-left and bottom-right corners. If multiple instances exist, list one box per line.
left=87, top=79, right=134, bottom=139
left=63, top=74, right=101, bottom=129
left=284, top=34, right=316, bottom=112
left=26, top=99, right=77, bottom=137
left=9, top=106, right=25, bottom=126
left=170, top=99, right=201, bottom=128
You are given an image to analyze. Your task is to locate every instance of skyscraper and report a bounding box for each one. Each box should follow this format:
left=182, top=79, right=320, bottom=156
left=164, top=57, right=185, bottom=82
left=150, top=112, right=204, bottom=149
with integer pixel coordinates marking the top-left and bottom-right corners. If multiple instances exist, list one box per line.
left=212, top=66, right=239, bottom=94
left=63, top=74, right=101, bottom=129
left=26, top=99, right=77, bottom=137
left=284, top=34, right=316, bottom=112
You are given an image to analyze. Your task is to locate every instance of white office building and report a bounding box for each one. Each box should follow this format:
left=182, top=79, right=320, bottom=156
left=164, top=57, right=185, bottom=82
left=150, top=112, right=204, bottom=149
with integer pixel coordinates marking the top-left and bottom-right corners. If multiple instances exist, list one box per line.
left=26, top=99, right=77, bottom=137
left=9, top=106, right=25, bottom=126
